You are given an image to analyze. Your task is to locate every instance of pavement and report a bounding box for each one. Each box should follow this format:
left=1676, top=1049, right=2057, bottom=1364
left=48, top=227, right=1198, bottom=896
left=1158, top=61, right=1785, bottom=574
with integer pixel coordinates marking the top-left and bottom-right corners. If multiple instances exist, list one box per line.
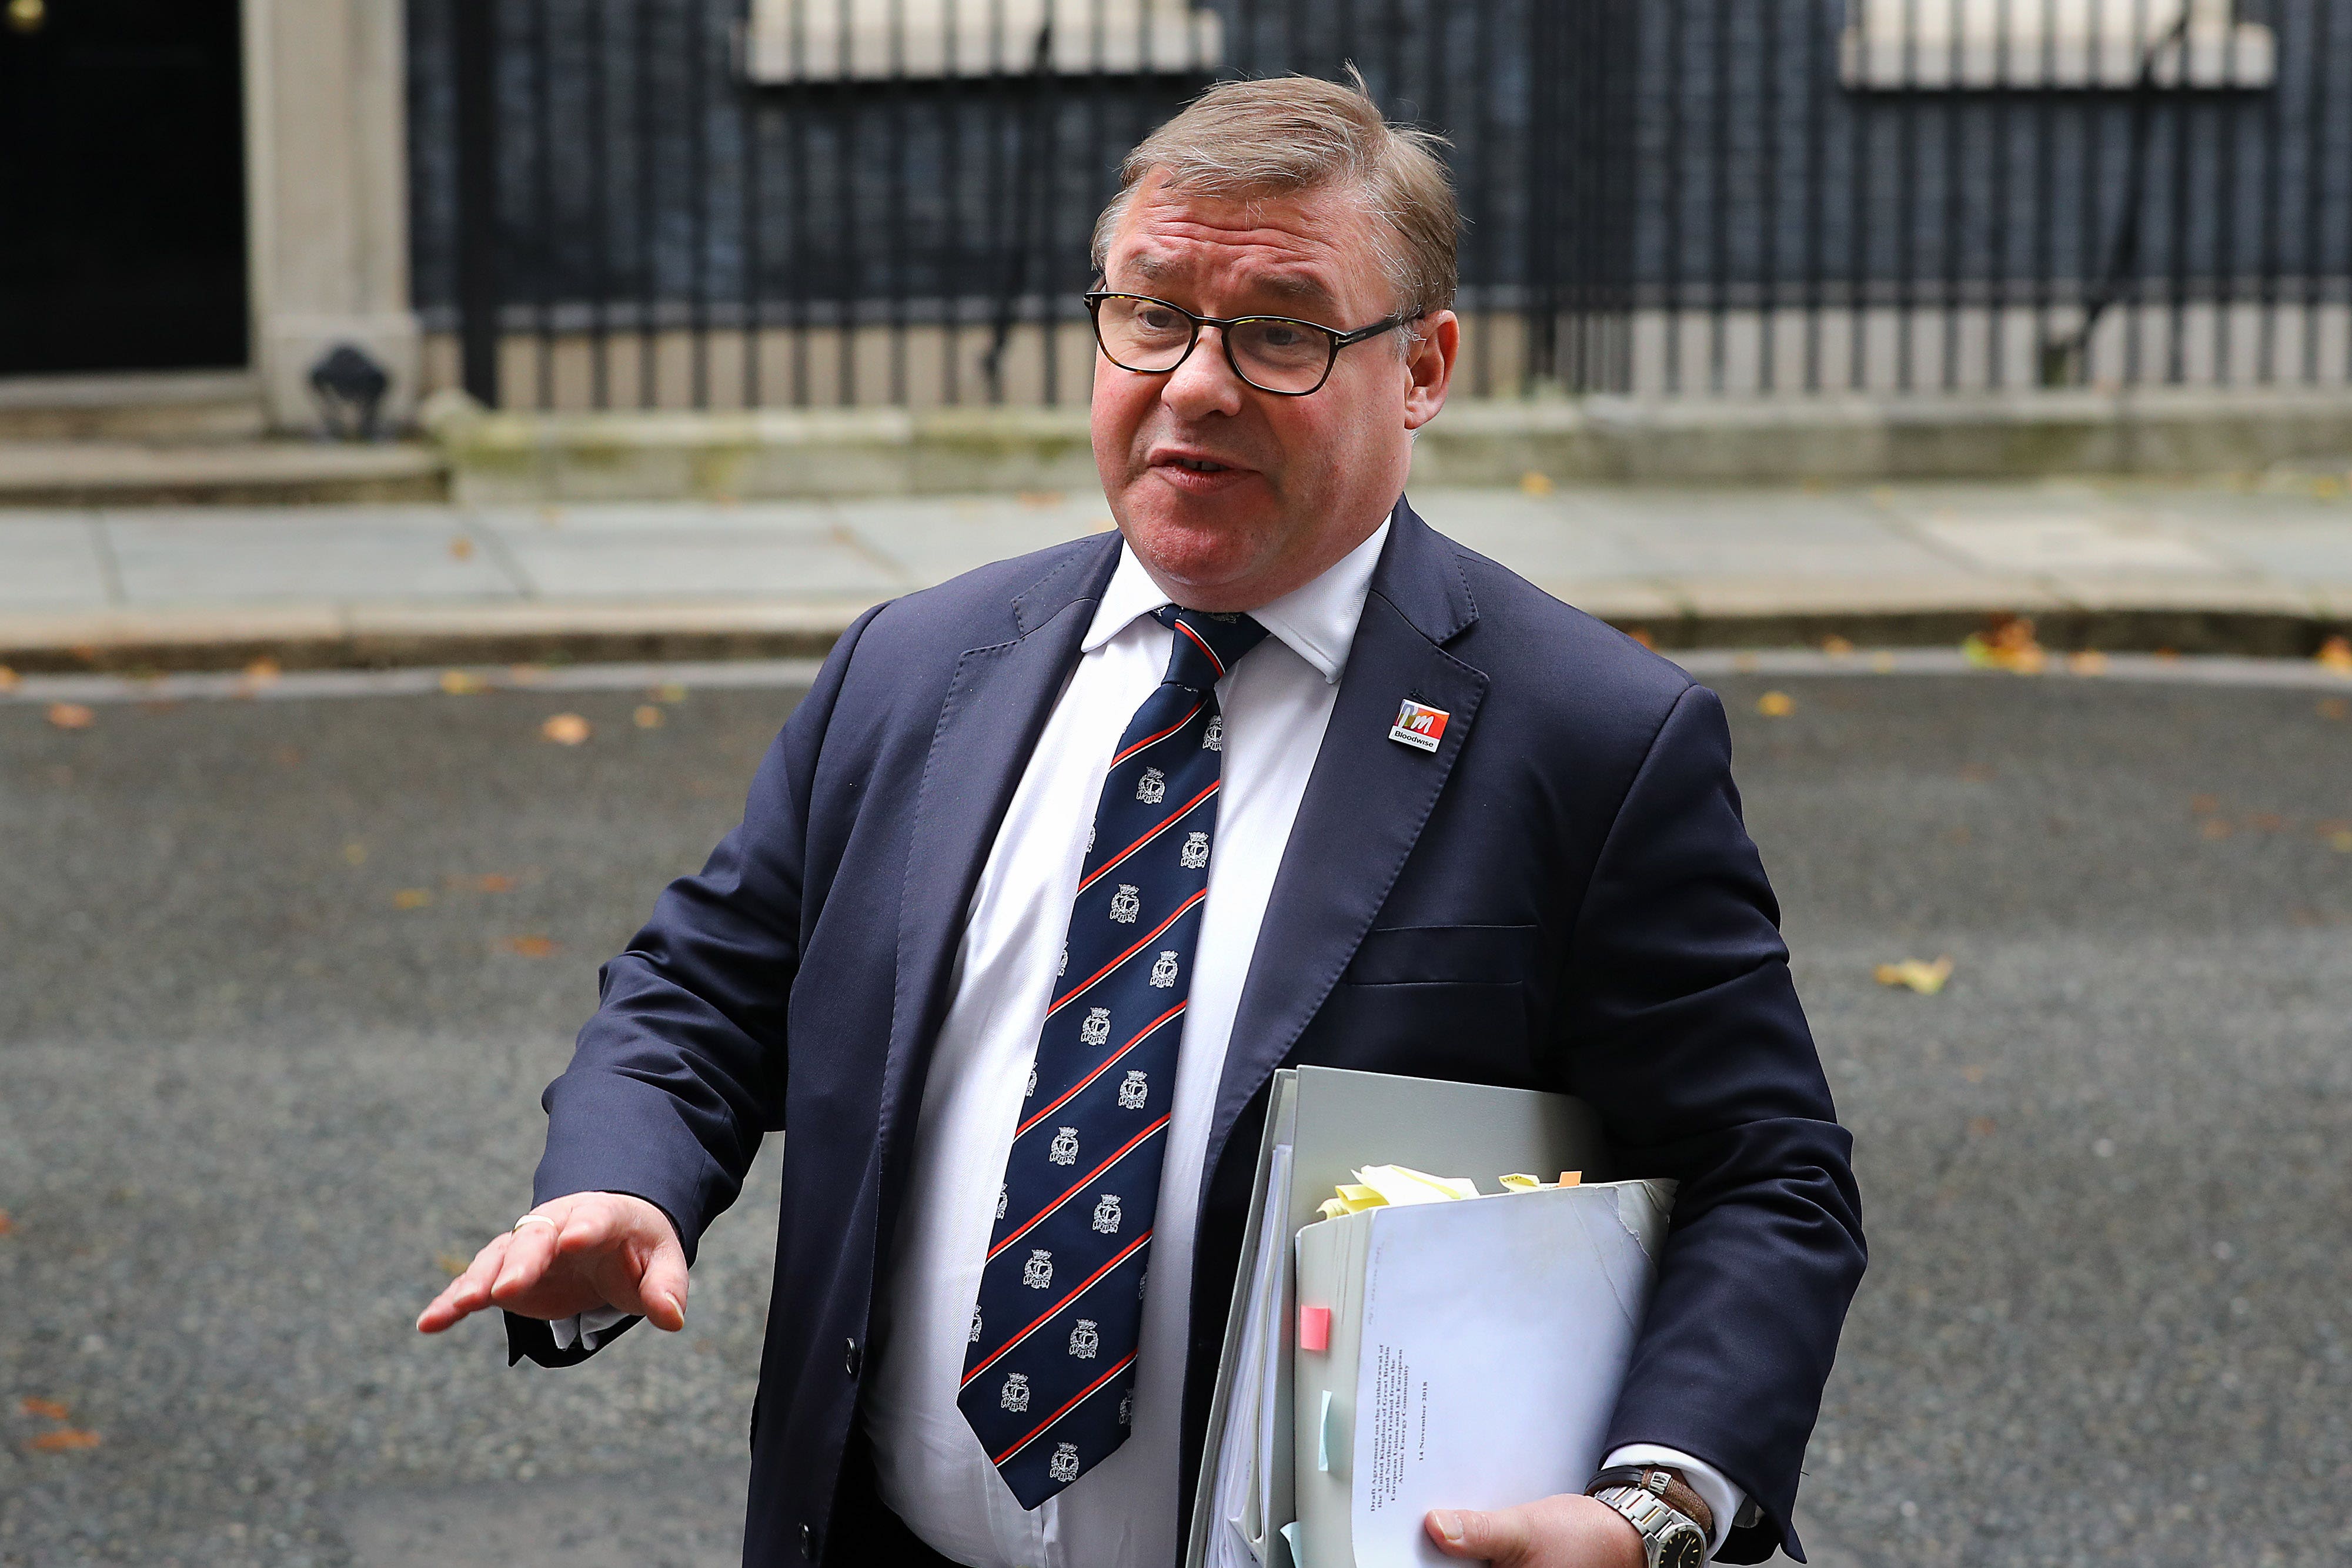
left=2, top=664, right=2348, bottom=1566
left=6, top=476, right=2352, bottom=673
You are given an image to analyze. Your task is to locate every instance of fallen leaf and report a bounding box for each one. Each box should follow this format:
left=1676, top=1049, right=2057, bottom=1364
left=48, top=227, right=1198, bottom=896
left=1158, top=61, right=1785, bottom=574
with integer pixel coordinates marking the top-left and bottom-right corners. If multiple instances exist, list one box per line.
left=1873, top=956, right=1954, bottom=995
left=392, top=888, right=433, bottom=910
left=1962, top=1064, right=1987, bottom=1084
left=509, top=664, right=546, bottom=684
left=273, top=744, right=301, bottom=768
left=1961, top=614, right=2046, bottom=673
left=449, top=536, right=476, bottom=560
left=2320, top=697, right=2349, bottom=721
left=2247, top=812, right=2286, bottom=833
left=1518, top=471, right=1554, bottom=496
left=1625, top=627, right=1655, bottom=650
left=0, top=666, right=18, bottom=690
left=2067, top=650, right=2109, bottom=676
left=2330, top=830, right=2352, bottom=854
left=1960, top=764, right=1996, bottom=783
left=0, top=1209, right=12, bottom=1236
left=243, top=657, right=281, bottom=684
left=45, top=703, right=93, bottom=730
left=2155, top=646, right=2180, bottom=661
left=343, top=841, right=368, bottom=867
left=1018, top=491, right=1065, bottom=507
left=1820, top=635, right=1855, bottom=656
left=1966, top=1116, right=1997, bottom=1138
left=499, top=935, right=559, bottom=958
left=656, top=682, right=689, bottom=703
left=435, top=1251, right=471, bottom=1277
left=30, top=1429, right=101, bottom=1452
left=540, top=713, right=592, bottom=746
left=2189, top=794, right=2221, bottom=815
left=633, top=704, right=665, bottom=729
left=439, top=670, right=489, bottom=696
left=2319, top=634, right=2352, bottom=673
left=20, top=1397, right=68, bottom=1420
left=1757, top=690, right=1795, bottom=717
left=475, top=874, right=516, bottom=893
left=2200, top=819, right=2233, bottom=841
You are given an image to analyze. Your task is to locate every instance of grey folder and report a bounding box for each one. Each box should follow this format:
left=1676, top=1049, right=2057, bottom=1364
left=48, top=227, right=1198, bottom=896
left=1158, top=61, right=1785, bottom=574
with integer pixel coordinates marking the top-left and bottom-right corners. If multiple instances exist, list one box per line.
left=1184, top=1065, right=1609, bottom=1568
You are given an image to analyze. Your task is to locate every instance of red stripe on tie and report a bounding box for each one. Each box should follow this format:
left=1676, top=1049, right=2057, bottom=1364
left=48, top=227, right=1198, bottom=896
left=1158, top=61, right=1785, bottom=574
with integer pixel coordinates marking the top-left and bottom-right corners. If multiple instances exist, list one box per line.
left=1018, top=1005, right=1185, bottom=1138
left=1171, top=617, right=1225, bottom=679
left=1110, top=701, right=1202, bottom=768
left=962, top=1231, right=1154, bottom=1387
left=1045, top=891, right=1206, bottom=1019
left=990, top=1112, right=1171, bottom=1258
left=990, top=1350, right=1139, bottom=1468
left=1076, top=783, right=1218, bottom=895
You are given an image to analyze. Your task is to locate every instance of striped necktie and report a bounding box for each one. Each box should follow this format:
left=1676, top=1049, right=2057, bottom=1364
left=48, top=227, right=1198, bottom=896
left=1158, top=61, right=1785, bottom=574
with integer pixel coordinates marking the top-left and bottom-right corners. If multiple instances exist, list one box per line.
left=957, top=604, right=1268, bottom=1507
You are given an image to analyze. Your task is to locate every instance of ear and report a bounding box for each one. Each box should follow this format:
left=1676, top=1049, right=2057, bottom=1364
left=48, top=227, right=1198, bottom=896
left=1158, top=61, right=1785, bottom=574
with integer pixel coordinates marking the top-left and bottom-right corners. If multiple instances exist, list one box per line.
left=1402, top=310, right=1459, bottom=430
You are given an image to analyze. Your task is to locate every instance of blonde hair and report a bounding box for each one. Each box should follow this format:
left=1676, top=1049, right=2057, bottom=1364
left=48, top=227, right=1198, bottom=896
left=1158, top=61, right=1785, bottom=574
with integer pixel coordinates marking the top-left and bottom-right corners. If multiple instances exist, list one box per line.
left=1090, top=68, right=1460, bottom=326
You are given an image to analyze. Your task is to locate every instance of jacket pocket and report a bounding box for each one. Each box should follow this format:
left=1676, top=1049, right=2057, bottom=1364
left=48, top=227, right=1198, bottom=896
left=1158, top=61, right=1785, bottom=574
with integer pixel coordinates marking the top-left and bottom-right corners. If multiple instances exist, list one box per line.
left=1339, top=924, right=1540, bottom=987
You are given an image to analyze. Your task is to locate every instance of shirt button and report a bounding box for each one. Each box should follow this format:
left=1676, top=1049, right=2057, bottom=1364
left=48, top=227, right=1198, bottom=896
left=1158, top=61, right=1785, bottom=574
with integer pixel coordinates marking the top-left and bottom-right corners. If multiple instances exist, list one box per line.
left=799, top=1522, right=816, bottom=1558
left=843, top=1337, right=862, bottom=1379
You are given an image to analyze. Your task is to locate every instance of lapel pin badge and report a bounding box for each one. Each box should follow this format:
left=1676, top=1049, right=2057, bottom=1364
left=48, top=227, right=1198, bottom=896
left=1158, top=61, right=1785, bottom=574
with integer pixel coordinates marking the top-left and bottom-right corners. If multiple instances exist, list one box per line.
left=1388, top=697, right=1449, bottom=753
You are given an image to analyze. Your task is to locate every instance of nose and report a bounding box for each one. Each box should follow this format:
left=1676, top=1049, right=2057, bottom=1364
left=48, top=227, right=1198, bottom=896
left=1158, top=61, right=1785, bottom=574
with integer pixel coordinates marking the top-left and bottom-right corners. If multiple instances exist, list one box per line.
left=1160, top=323, right=1247, bottom=420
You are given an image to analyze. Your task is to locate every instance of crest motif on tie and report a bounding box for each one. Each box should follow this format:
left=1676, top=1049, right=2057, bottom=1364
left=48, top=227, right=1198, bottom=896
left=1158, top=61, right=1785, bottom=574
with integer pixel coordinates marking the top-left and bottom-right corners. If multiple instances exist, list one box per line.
left=1148, top=950, right=1179, bottom=988
left=1136, top=767, right=1166, bottom=805
left=1202, top=714, right=1222, bottom=751
left=1108, top=884, right=1141, bottom=924
left=1022, top=1248, right=1054, bottom=1289
left=1058, top=944, right=1067, bottom=977
left=1000, top=1372, right=1030, bottom=1412
left=969, top=1306, right=983, bottom=1343
left=1137, top=1267, right=1148, bottom=1300
left=1091, top=1192, right=1122, bottom=1233
left=1025, top=1062, right=1038, bottom=1097
left=1179, top=831, right=1210, bottom=869
left=1119, top=1390, right=1133, bottom=1427
left=1049, top=1442, right=1081, bottom=1483
left=1068, top=1318, right=1100, bottom=1359
left=1118, top=1069, right=1149, bottom=1110
left=1048, top=1126, right=1080, bottom=1166
left=1080, top=1007, right=1112, bottom=1047
left=996, top=1183, right=1008, bottom=1220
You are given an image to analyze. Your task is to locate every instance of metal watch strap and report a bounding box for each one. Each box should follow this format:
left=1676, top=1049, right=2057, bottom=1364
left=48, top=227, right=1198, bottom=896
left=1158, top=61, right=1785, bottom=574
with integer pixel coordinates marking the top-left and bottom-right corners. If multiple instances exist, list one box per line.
left=1586, top=1465, right=1715, bottom=1538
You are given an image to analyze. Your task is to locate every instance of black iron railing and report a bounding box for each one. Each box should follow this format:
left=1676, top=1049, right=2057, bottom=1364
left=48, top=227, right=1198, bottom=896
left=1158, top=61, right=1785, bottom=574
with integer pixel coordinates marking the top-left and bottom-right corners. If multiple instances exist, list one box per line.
left=408, top=0, right=2349, bottom=409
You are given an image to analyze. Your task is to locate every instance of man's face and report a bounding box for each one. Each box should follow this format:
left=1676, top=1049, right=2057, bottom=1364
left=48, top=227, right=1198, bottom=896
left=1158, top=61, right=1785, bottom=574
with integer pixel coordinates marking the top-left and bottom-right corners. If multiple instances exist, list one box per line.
left=1091, top=171, right=1457, bottom=612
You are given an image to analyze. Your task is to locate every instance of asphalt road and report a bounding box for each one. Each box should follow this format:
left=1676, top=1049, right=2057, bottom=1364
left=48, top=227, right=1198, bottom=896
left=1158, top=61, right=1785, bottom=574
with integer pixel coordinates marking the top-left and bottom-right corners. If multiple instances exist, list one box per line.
left=1, top=670, right=2347, bottom=1567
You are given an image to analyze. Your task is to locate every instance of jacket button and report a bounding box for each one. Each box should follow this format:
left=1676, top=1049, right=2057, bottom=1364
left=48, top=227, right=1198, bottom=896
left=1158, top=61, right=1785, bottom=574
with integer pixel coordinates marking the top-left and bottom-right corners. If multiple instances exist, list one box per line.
left=799, top=1522, right=816, bottom=1559
left=844, top=1337, right=862, bottom=1379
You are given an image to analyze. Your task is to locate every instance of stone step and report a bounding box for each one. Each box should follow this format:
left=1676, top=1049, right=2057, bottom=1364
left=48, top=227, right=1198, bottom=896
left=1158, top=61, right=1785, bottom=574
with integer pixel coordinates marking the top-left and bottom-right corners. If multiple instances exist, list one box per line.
left=0, top=370, right=270, bottom=443
left=0, top=439, right=448, bottom=507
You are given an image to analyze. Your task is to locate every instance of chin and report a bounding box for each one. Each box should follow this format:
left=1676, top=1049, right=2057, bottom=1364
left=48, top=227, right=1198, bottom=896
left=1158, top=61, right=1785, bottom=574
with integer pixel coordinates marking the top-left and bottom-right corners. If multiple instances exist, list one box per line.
left=1117, top=489, right=1274, bottom=597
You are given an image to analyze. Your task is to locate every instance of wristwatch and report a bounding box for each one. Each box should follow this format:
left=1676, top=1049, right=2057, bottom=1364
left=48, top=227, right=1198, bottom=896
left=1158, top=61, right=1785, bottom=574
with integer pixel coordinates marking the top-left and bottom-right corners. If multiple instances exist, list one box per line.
left=1586, top=1465, right=1712, bottom=1568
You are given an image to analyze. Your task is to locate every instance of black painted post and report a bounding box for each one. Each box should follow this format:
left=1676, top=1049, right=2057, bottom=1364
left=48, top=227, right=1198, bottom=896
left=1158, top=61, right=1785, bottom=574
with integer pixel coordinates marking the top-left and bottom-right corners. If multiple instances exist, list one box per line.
left=453, top=0, right=502, bottom=407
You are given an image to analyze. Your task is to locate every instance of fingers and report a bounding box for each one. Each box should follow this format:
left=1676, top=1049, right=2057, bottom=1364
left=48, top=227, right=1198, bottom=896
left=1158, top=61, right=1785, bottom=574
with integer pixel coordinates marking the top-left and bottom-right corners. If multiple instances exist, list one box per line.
left=488, top=1208, right=564, bottom=1308
left=1426, top=1505, right=1532, bottom=1563
left=416, top=1232, right=513, bottom=1334
left=632, top=1229, right=691, bottom=1332
left=578, top=1196, right=690, bottom=1331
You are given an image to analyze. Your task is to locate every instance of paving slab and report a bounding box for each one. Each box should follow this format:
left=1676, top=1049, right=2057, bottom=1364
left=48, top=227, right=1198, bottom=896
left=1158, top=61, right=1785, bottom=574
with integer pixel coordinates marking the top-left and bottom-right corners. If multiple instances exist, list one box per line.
left=2, top=479, right=2348, bottom=672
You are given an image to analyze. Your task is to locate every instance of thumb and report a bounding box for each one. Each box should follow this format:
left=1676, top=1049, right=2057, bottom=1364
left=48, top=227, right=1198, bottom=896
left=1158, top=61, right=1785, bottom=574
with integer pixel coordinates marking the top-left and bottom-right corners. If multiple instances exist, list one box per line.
left=1427, top=1505, right=1535, bottom=1563
left=632, top=1228, right=690, bottom=1332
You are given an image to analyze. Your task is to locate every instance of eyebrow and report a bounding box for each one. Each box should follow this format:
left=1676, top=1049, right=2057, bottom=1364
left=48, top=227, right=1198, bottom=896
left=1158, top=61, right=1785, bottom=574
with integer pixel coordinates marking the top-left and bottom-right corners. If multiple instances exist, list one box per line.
left=1121, top=251, right=1343, bottom=319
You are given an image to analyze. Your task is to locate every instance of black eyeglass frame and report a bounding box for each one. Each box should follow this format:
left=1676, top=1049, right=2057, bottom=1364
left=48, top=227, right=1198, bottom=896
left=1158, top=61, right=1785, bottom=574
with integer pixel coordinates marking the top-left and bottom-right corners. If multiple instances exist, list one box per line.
left=1082, top=290, right=1417, bottom=396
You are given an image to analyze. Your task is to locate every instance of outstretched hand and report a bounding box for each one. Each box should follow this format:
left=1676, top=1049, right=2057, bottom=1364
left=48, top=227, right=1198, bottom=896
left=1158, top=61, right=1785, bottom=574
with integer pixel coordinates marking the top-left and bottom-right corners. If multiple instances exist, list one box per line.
left=415, top=1191, right=689, bottom=1336
left=1426, top=1493, right=1646, bottom=1568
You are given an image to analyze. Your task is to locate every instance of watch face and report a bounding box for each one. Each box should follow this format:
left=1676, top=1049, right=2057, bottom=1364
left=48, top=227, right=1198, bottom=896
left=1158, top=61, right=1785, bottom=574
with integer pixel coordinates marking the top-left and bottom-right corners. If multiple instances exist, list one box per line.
left=1660, top=1524, right=1706, bottom=1568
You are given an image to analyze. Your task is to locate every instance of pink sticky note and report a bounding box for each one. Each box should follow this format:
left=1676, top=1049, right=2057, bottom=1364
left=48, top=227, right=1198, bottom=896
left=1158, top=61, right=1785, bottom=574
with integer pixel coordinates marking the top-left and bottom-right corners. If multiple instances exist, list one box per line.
left=1298, top=1305, right=1331, bottom=1353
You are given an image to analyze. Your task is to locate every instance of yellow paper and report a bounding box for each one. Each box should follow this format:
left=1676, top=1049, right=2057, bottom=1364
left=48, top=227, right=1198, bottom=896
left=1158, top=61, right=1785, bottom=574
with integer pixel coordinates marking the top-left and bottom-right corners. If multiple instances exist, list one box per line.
left=1352, top=1165, right=1482, bottom=1205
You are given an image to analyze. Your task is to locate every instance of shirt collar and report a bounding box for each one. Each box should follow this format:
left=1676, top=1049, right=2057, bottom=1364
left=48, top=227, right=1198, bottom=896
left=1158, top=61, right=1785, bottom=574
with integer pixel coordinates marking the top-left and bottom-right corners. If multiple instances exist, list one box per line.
left=1080, top=517, right=1391, bottom=686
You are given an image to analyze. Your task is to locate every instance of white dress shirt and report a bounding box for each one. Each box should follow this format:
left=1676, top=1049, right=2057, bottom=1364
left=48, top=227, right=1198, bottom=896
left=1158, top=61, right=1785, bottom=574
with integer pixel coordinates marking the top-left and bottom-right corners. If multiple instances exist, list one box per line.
left=559, top=520, right=1745, bottom=1562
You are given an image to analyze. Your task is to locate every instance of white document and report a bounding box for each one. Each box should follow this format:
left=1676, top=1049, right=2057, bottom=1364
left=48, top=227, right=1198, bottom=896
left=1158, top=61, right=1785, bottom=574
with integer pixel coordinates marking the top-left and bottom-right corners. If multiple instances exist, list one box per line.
left=1290, top=1181, right=1672, bottom=1568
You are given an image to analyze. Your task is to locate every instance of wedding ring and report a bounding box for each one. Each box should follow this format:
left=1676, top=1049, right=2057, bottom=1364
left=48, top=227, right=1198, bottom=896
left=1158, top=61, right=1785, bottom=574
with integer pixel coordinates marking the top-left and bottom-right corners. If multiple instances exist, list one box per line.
left=512, top=1213, right=560, bottom=1235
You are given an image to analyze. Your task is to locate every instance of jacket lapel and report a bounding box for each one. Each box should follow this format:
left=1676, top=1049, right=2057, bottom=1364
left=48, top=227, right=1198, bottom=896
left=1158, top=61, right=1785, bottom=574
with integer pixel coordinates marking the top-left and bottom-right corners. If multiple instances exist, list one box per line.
left=1198, top=499, right=1489, bottom=1195
left=875, top=536, right=1122, bottom=1245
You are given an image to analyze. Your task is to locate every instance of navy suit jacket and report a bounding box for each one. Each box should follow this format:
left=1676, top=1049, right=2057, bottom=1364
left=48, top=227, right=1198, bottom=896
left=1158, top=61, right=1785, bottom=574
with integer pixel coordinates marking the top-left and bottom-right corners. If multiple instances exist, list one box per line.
left=506, top=497, right=1865, bottom=1566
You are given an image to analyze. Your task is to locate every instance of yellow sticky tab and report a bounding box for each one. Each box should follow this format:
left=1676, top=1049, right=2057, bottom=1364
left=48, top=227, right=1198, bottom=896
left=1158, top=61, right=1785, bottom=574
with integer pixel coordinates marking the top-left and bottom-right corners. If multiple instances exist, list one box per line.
left=1317, top=1196, right=1349, bottom=1222
left=1352, top=1165, right=1482, bottom=1205
left=1558, top=1171, right=1582, bottom=1188
left=1499, top=1173, right=1546, bottom=1192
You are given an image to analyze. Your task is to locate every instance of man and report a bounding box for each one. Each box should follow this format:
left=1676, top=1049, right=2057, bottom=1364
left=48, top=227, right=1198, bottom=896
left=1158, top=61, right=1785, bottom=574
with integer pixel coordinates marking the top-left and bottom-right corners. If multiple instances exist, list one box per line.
left=419, top=73, right=1864, bottom=1568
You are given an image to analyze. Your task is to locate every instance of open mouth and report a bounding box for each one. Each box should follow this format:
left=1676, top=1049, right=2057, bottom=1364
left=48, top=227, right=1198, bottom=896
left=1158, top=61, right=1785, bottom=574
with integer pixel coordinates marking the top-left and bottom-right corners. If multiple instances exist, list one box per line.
left=1174, top=457, right=1229, bottom=473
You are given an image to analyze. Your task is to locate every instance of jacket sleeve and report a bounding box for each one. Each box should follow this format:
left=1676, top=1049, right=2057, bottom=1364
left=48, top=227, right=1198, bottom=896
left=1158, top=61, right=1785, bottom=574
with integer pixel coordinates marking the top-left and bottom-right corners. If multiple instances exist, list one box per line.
left=1560, top=681, right=1867, bottom=1564
left=503, top=605, right=886, bottom=1369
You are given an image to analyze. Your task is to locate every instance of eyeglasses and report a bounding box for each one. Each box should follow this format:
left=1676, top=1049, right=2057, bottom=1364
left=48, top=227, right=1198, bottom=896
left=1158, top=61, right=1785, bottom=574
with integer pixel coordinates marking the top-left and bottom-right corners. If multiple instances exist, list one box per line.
left=1083, top=291, right=1414, bottom=396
